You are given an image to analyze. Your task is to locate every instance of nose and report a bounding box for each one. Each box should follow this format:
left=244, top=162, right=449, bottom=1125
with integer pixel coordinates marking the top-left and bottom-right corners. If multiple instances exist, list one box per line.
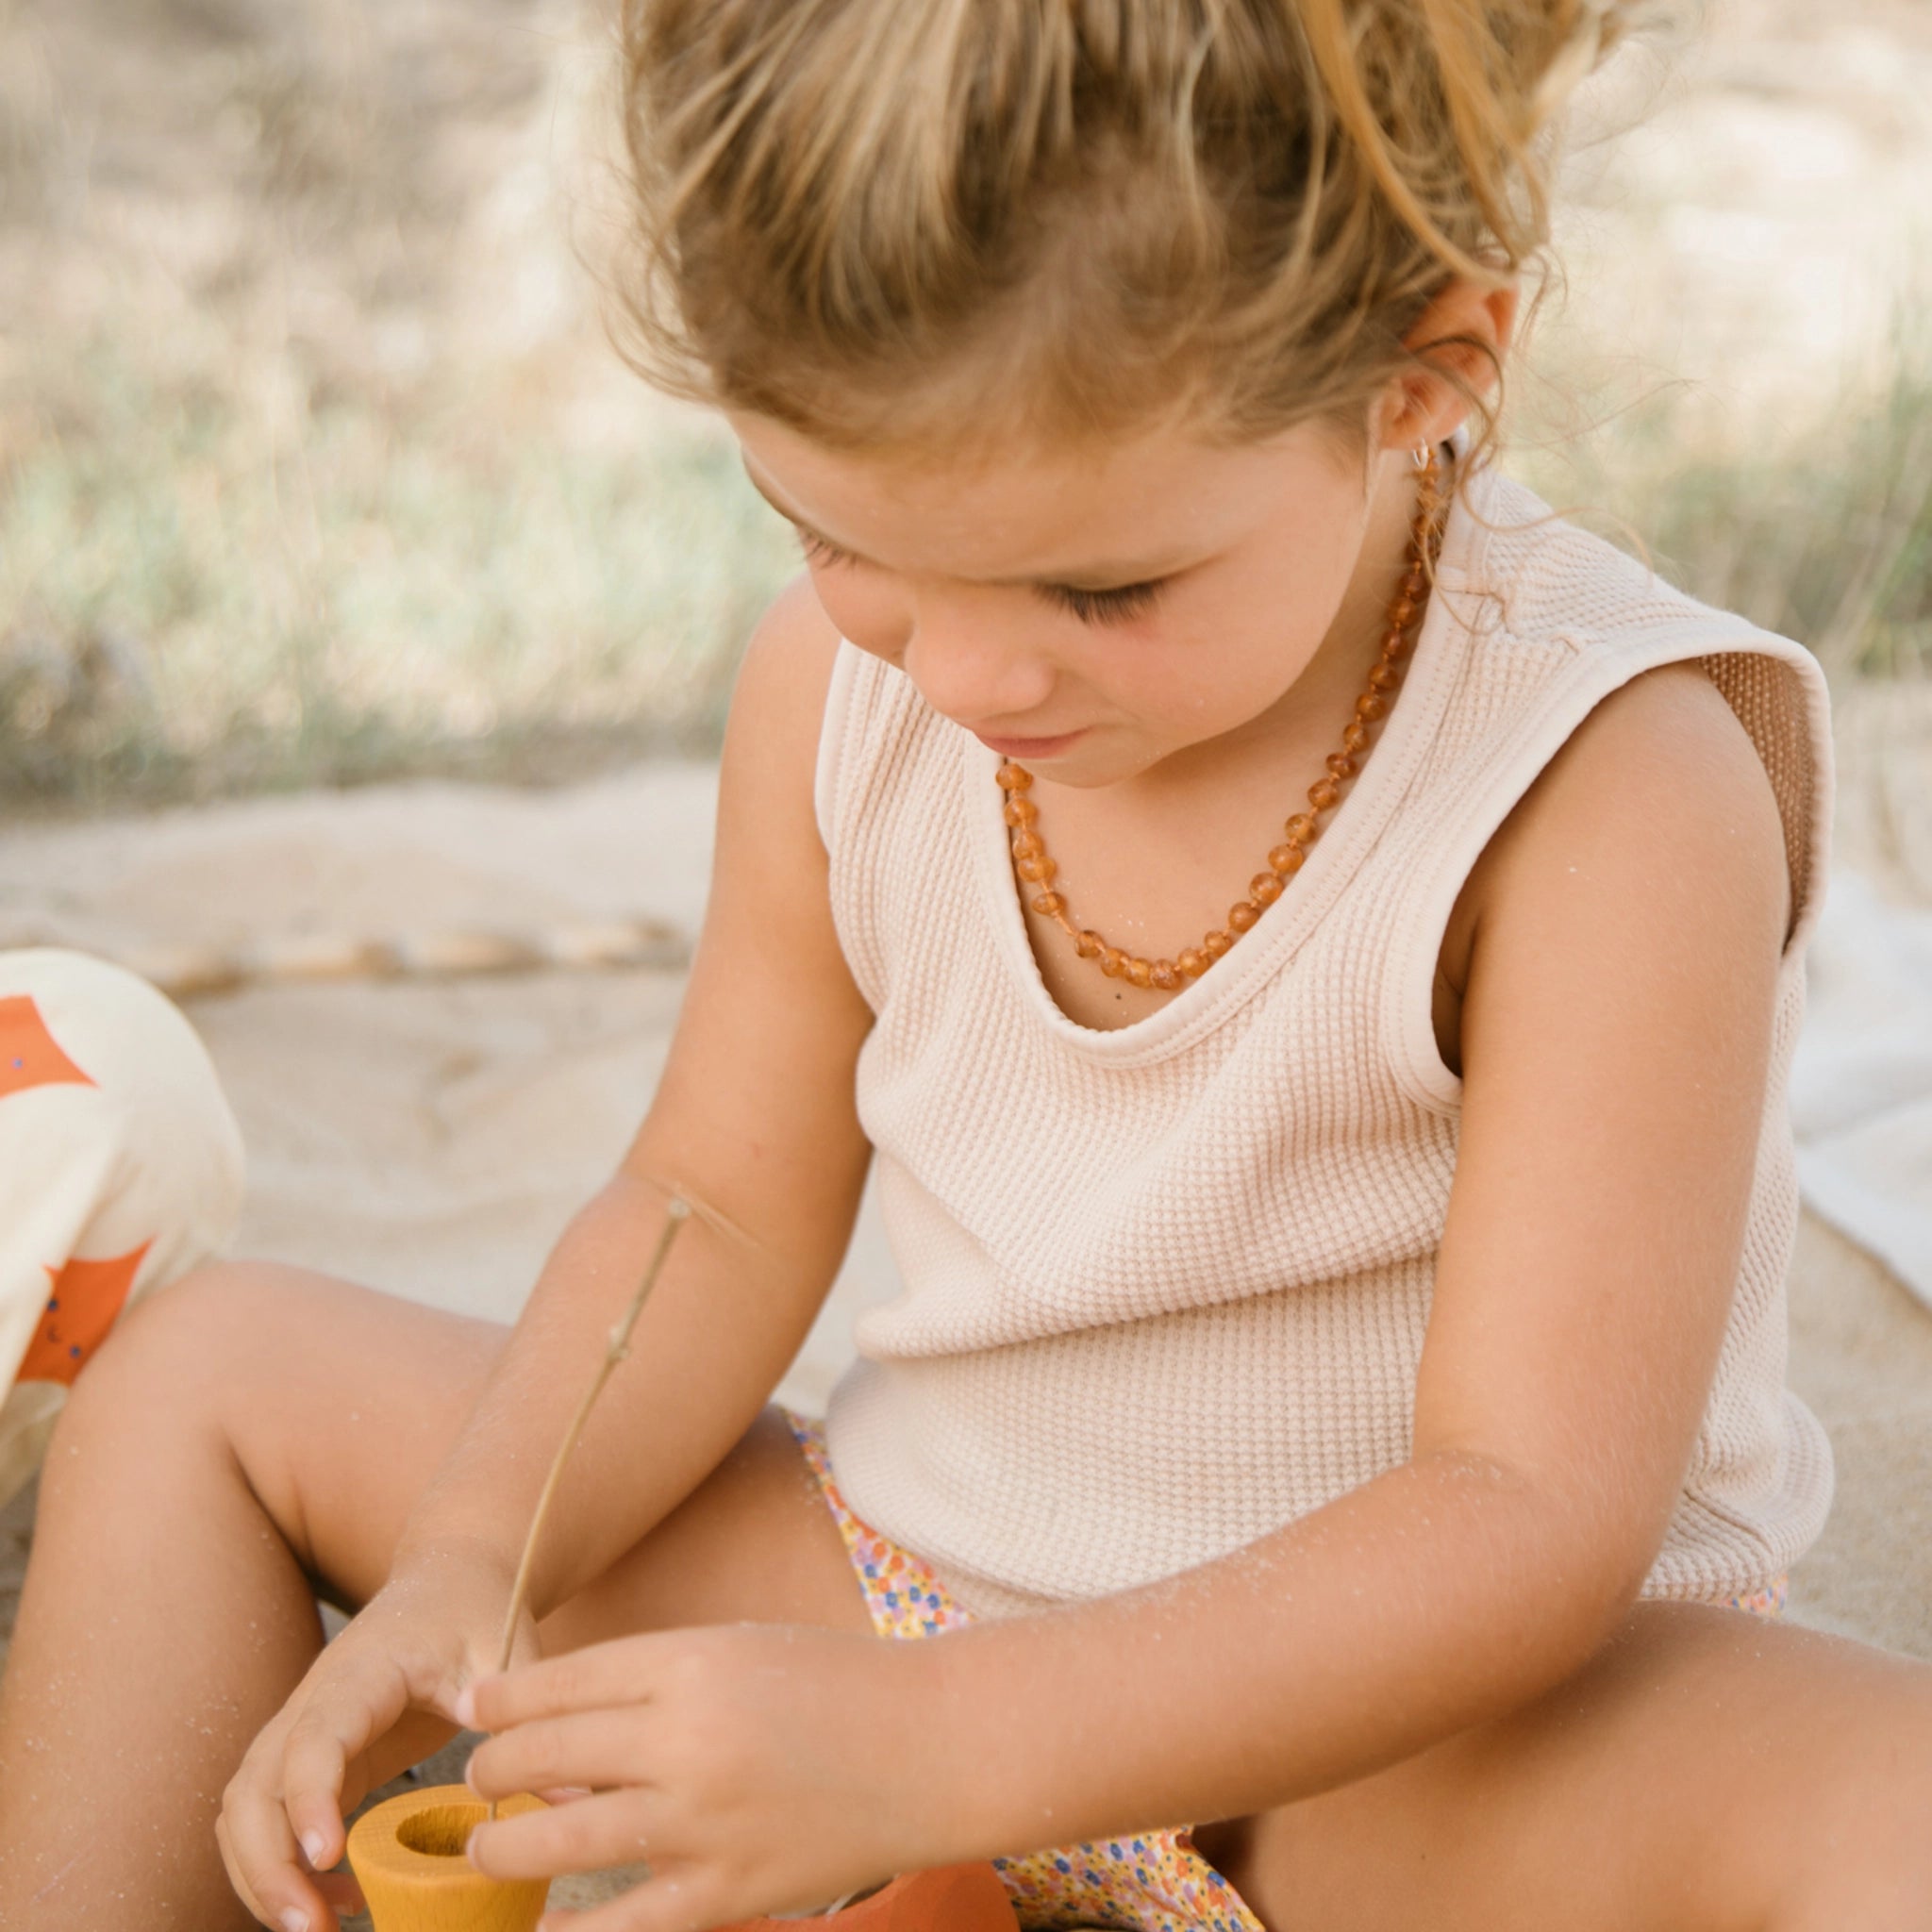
left=898, top=596, right=1059, bottom=730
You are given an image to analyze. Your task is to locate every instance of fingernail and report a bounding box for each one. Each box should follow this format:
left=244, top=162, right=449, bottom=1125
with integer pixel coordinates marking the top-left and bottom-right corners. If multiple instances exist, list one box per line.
left=299, top=1831, right=327, bottom=1868
left=453, top=1684, right=476, bottom=1727
left=279, top=1911, right=309, bottom=1932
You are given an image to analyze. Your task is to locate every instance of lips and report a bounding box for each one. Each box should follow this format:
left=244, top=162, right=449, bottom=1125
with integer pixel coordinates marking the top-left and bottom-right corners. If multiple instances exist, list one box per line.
left=973, top=728, right=1087, bottom=758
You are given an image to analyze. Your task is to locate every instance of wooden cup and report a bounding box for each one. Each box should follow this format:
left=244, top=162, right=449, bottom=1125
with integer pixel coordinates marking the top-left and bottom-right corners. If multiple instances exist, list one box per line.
left=716, top=1862, right=1019, bottom=1932
left=347, top=1785, right=552, bottom=1932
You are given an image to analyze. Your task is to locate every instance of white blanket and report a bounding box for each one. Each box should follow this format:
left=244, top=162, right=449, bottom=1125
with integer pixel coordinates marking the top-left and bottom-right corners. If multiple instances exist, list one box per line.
left=1791, top=870, right=1932, bottom=1309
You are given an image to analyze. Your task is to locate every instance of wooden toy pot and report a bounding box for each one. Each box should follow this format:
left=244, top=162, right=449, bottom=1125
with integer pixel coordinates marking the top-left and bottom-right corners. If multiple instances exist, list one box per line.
left=717, top=1862, right=1018, bottom=1932
left=347, top=1785, right=551, bottom=1932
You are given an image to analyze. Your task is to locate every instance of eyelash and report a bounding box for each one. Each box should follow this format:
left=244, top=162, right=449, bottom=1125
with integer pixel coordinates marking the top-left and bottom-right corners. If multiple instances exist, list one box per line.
left=1041, top=580, right=1165, bottom=625
left=795, top=530, right=1166, bottom=628
left=796, top=531, right=851, bottom=572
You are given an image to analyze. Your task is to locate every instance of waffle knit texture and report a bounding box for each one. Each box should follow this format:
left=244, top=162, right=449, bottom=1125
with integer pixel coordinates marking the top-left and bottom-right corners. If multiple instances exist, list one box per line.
left=815, top=457, right=1836, bottom=1621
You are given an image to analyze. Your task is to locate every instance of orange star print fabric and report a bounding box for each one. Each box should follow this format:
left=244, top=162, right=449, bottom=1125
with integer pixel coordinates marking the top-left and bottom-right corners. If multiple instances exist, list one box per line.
left=0, top=993, right=98, bottom=1098
left=0, top=950, right=246, bottom=1508
left=18, top=1242, right=154, bottom=1386
left=0, top=991, right=147, bottom=1387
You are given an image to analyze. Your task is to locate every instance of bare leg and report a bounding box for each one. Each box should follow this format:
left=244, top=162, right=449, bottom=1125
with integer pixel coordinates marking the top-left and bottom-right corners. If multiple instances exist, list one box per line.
left=1196, top=1602, right=1932, bottom=1932
left=0, top=1261, right=867, bottom=1930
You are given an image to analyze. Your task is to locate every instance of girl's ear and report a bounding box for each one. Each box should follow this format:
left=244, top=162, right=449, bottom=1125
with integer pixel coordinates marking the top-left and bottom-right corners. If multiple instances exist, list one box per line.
left=1376, top=278, right=1521, bottom=452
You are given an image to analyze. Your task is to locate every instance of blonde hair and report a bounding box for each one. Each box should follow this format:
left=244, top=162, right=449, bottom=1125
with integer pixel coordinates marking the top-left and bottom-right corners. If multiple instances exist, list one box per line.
left=616, top=0, right=1641, bottom=461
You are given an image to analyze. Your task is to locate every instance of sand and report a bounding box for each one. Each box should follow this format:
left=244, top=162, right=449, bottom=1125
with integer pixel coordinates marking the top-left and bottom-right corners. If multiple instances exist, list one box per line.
left=0, top=752, right=1924, bottom=1918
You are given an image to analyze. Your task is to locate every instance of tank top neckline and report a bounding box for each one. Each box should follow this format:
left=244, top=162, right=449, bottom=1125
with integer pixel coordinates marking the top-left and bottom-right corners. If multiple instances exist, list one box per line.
left=963, top=441, right=1495, bottom=1067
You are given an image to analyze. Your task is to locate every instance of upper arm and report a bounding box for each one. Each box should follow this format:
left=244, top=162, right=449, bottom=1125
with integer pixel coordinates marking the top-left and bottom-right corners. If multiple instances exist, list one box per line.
left=624, top=575, right=874, bottom=1299
left=1412, top=661, right=1792, bottom=1611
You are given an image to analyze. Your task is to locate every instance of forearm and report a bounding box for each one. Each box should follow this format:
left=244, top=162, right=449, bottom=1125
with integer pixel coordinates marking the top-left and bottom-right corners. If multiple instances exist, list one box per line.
left=926, top=1451, right=1637, bottom=1853
left=392, top=1158, right=838, bottom=1614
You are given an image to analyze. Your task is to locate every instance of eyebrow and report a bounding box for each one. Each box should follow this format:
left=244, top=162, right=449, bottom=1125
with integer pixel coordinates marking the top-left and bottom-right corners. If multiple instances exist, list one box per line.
left=740, top=458, right=1186, bottom=591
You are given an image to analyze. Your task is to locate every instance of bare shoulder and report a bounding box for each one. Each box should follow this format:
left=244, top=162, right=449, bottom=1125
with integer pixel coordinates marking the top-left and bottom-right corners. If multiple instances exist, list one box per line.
left=1544, top=655, right=1784, bottom=828
left=721, top=570, right=846, bottom=793
left=1415, top=659, right=1799, bottom=1573
left=705, top=569, right=853, bottom=965
left=1441, top=659, right=1791, bottom=1023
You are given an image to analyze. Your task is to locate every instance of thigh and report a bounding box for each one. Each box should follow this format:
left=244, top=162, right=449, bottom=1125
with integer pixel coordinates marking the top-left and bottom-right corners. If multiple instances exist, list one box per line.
left=1208, top=1603, right=1932, bottom=1932
left=540, top=1403, right=874, bottom=1652
left=123, top=1259, right=870, bottom=1641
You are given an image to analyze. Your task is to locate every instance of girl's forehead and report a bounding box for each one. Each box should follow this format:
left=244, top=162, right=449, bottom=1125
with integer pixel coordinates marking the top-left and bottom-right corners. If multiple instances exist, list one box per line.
left=730, top=409, right=1357, bottom=583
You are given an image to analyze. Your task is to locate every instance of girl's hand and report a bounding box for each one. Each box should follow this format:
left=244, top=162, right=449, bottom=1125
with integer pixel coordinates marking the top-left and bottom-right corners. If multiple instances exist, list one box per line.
left=461, top=1624, right=953, bottom=1932
left=218, top=1540, right=538, bottom=1932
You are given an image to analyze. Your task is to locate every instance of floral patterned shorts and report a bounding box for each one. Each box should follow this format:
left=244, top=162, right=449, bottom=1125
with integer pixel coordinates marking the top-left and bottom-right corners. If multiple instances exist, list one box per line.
left=780, top=1407, right=1787, bottom=1932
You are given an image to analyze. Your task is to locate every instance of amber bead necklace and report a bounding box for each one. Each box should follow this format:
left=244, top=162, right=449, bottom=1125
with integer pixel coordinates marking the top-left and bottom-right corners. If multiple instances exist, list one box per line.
left=997, top=442, right=1448, bottom=993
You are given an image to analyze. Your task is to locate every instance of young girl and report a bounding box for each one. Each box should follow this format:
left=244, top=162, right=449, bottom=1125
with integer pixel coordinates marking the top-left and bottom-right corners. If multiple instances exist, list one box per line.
left=4, top=3, right=1929, bottom=1929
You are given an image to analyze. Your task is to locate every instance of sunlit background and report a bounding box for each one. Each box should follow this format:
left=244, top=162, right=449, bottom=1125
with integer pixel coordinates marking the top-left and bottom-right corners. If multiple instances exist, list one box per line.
left=2, top=0, right=1927, bottom=857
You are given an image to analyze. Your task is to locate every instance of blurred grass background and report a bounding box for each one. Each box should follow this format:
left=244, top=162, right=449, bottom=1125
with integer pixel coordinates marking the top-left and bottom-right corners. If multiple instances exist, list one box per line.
left=1, top=0, right=1927, bottom=811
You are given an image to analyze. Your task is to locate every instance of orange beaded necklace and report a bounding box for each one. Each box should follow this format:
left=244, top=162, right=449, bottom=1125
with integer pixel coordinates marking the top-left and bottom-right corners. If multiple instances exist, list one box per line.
left=997, top=443, right=1448, bottom=993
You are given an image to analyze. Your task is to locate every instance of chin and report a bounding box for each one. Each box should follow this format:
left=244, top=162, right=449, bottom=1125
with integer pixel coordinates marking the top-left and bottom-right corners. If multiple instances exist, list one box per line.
left=1045, top=742, right=1172, bottom=791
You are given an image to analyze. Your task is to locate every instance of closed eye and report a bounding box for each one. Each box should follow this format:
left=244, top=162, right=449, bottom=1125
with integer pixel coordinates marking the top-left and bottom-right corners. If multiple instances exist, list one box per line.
left=795, top=526, right=1166, bottom=626
left=1039, top=579, right=1166, bottom=625
left=796, top=529, right=856, bottom=571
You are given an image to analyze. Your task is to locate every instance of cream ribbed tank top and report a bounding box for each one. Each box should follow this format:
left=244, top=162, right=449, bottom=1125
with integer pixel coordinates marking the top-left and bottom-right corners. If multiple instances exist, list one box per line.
left=814, top=458, right=1835, bottom=1620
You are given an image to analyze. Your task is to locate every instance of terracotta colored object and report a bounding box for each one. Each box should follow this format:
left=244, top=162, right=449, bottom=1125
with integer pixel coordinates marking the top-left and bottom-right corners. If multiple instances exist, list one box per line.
left=347, top=1785, right=551, bottom=1932
left=718, top=1862, right=1020, bottom=1932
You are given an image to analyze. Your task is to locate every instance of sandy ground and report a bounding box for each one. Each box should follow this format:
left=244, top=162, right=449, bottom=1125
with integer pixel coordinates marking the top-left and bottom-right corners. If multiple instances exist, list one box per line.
left=0, top=761, right=895, bottom=1396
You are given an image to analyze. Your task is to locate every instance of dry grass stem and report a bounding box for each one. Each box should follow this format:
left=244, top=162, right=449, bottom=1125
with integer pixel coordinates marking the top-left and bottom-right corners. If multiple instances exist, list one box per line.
left=485, top=1195, right=691, bottom=1822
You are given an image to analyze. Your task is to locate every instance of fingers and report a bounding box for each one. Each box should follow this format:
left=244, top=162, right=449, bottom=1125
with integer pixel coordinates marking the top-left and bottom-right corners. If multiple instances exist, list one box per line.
left=220, top=1644, right=421, bottom=1932
left=220, top=1719, right=336, bottom=1932
left=466, top=1707, right=658, bottom=1803
left=217, top=1776, right=363, bottom=1931
left=214, top=1807, right=273, bottom=1926
left=466, top=1634, right=660, bottom=1734
left=279, top=1649, right=413, bottom=1872
left=355, top=1706, right=468, bottom=1804
left=467, top=1786, right=663, bottom=1886
left=466, top=1791, right=811, bottom=1932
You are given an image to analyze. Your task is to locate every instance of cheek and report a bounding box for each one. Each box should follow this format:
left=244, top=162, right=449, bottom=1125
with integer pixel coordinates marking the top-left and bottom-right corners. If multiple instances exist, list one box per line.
left=1137, top=566, right=1339, bottom=717
left=804, top=568, right=910, bottom=659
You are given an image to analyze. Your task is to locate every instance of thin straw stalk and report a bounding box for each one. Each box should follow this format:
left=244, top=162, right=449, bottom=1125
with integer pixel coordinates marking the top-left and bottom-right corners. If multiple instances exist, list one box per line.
left=485, top=1195, right=691, bottom=1820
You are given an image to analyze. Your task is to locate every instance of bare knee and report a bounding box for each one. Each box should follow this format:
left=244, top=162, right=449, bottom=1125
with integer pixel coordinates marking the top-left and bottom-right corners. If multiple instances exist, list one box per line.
left=28, top=1264, right=300, bottom=1588
left=1773, top=1659, right=1932, bottom=1932
left=58, top=1259, right=296, bottom=1446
